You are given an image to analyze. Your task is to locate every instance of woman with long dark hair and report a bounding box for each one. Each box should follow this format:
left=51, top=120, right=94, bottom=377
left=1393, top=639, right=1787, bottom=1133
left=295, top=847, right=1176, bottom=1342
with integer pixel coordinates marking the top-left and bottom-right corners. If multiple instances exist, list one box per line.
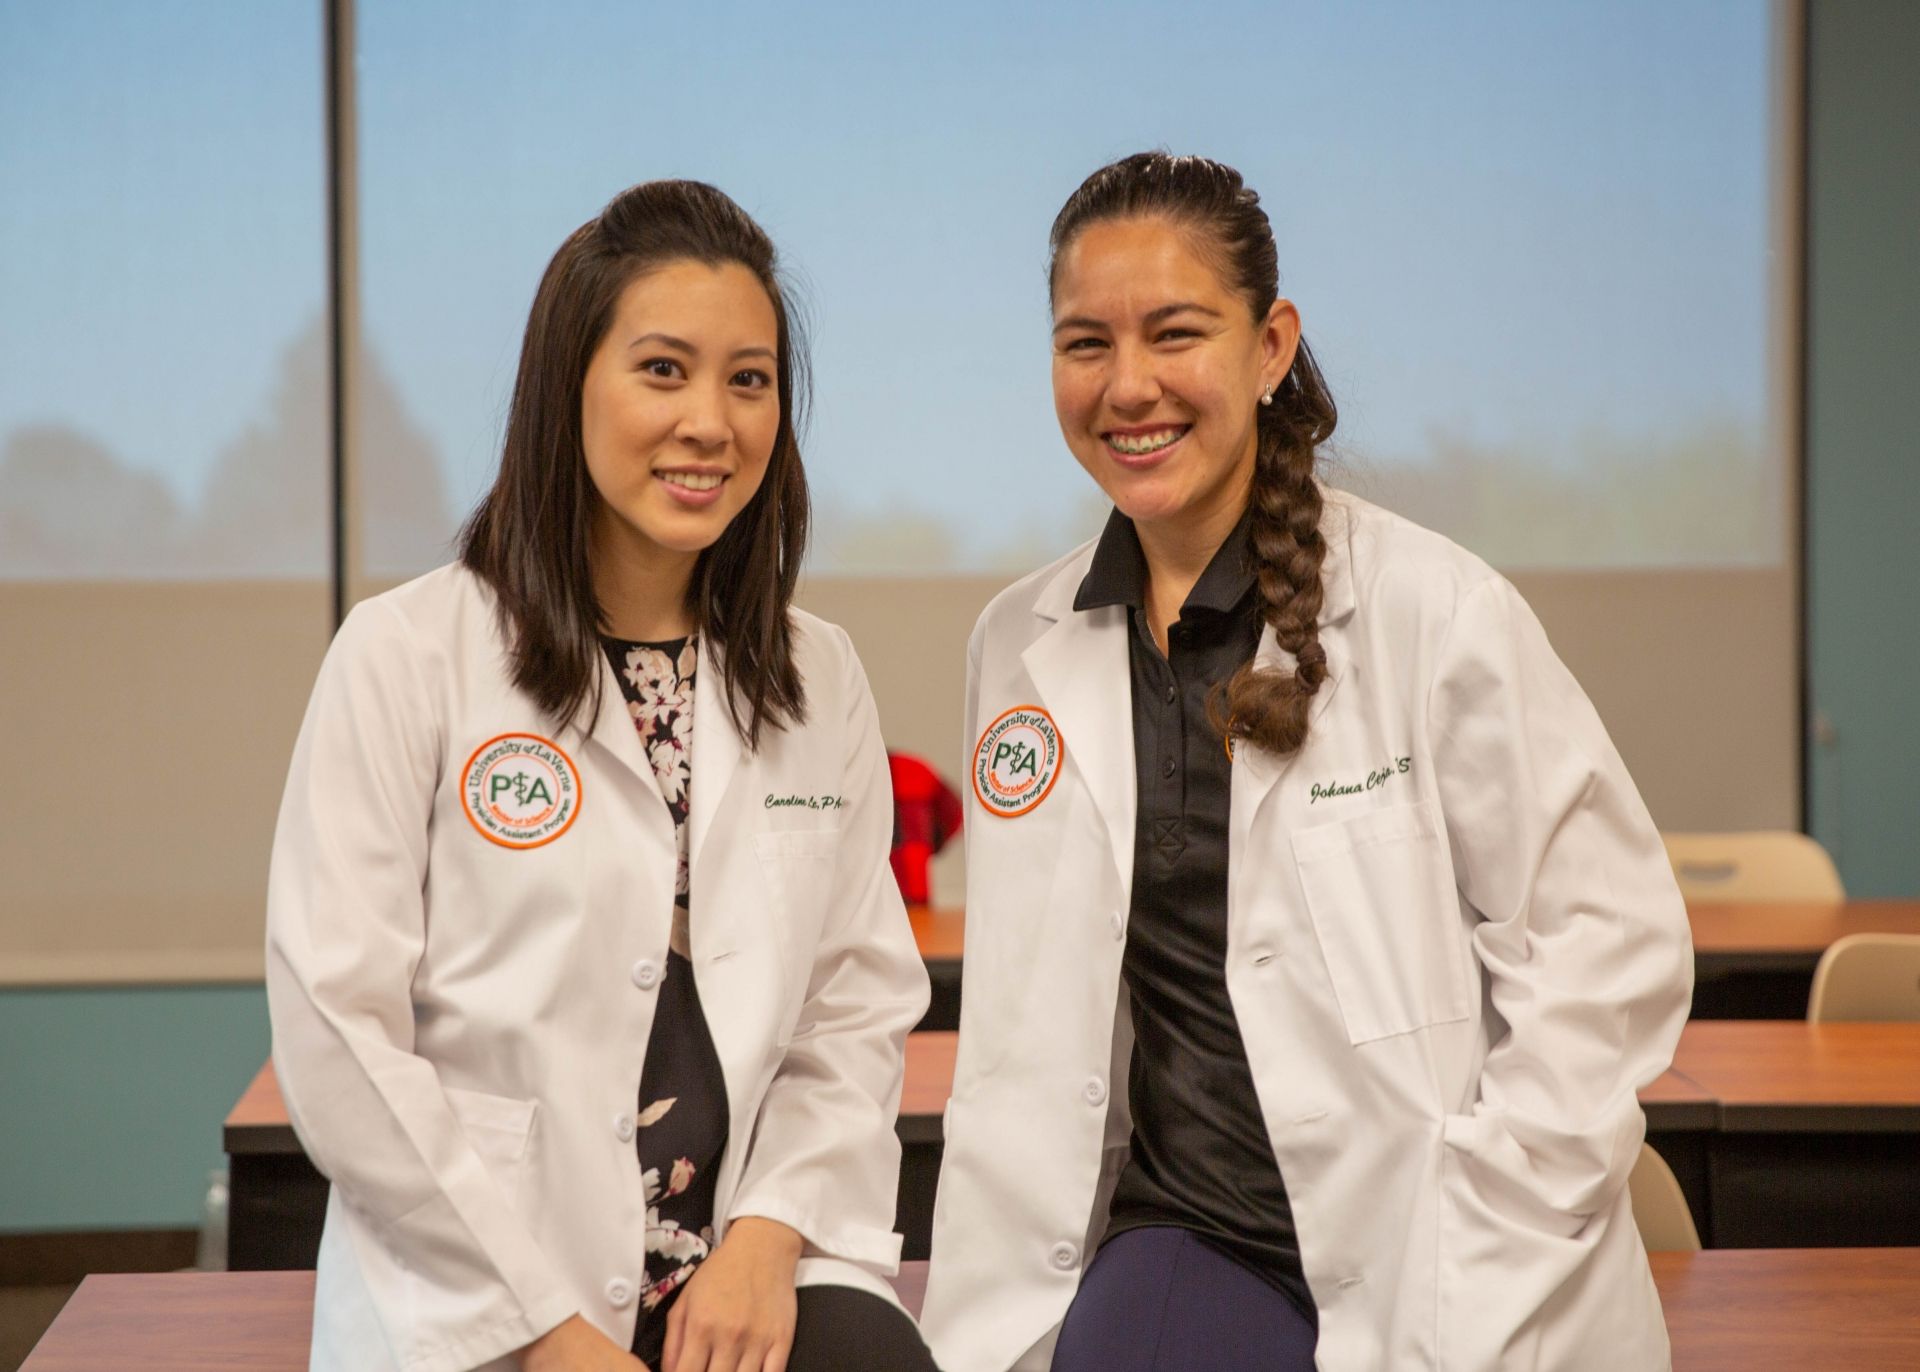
left=267, top=181, right=939, bottom=1372
left=921, top=153, right=1691, bottom=1371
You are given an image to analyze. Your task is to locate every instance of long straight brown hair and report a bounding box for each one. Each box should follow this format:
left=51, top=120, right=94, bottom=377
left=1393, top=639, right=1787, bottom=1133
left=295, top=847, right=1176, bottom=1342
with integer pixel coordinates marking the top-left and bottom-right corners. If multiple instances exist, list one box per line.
left=460, top=180, right=810, bottom=749
left=1049, top=153, right=1339, bottom=758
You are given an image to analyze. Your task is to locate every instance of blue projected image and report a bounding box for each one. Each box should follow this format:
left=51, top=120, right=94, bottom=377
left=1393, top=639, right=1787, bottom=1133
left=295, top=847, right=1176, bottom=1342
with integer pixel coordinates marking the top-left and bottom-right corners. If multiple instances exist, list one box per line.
left=0, top=0, right=327, bottom=578
left=1, top=1, right=1778, bottom=579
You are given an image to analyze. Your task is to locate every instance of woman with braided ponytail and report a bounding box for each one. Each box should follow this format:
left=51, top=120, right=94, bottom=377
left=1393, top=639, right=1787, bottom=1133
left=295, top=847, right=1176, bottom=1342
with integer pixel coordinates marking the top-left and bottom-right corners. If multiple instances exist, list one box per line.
left=922, top=153, right=1691, bottom=1371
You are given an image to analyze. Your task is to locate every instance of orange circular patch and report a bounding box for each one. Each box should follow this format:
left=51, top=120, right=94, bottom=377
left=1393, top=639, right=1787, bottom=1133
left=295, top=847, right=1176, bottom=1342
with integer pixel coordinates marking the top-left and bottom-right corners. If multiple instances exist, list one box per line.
left=972, top=704, right=1063, bottom=818
left=460, top=732, right=583, bottom=849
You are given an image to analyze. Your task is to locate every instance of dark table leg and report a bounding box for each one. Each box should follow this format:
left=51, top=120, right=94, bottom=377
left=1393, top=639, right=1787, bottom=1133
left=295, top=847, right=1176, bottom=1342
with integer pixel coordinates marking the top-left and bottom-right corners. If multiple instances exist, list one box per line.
left=227, top=1152, right=328, bottom=1271
left=1708, top=1131, right=1920, bottom=1247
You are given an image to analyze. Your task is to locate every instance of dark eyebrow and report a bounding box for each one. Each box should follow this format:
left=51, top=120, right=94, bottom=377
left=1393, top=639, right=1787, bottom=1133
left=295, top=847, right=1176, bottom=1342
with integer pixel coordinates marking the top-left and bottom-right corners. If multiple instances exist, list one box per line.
left=1051, top=301, right=1222, bottom=337
left=628, top=334, right=775, bottom=364
left=629, top=332, right=694, bottom=353
left=1143, top=301, right=1221, bottom=325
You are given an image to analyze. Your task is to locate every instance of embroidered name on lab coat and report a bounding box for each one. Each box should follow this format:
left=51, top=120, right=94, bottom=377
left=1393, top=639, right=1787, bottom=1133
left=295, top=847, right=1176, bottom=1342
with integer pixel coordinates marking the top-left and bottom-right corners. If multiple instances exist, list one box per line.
left=764, top=793, right=846, bottom=811
left=1309, top=755, right=1412, bottom=804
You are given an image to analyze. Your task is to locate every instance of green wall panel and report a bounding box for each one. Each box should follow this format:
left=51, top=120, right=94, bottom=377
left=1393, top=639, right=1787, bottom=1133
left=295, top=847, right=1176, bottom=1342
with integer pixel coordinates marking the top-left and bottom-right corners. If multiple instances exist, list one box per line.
left=1805, top=0, right=1920, bottom=895
left=0, top=986, right=268, bottom=1233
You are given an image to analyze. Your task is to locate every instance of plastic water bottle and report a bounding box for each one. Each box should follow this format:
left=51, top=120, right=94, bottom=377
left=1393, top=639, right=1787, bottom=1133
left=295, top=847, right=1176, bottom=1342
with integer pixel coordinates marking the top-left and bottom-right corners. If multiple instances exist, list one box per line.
left=196, top=1167, right=229, bottom=1271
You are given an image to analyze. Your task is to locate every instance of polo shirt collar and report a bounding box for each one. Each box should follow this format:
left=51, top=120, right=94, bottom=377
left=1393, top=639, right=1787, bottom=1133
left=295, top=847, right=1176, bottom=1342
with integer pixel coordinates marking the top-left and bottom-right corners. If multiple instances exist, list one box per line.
left=1073, top=505, right=1258, bottom=616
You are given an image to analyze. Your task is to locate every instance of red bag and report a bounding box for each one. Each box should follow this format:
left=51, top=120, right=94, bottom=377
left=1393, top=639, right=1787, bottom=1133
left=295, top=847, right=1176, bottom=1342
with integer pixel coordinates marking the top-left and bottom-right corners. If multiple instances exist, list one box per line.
left=887, top=752, right=963, bottom=905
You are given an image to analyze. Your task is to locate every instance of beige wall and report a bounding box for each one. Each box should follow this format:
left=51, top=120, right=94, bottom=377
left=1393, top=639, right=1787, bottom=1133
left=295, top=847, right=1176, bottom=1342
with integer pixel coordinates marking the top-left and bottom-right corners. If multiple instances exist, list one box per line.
left=1, top=562, right=1795, bottom=983
left=0, top=582, right=331, bottom=984
left=1507, top=567, right=1798, bottom=833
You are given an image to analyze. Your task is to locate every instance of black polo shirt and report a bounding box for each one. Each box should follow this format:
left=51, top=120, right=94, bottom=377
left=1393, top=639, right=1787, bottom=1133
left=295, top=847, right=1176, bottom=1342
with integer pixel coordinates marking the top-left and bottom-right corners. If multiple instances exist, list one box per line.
left=1073, top=506, right=1315, bottom=1326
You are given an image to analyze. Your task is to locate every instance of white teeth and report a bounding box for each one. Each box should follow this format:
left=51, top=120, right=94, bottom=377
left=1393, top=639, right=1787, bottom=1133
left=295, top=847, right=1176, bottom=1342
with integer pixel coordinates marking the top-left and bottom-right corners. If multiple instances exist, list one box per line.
left=1108, top=428, right=1185, bottom=455
left=660, top=472, right=723, bottom=491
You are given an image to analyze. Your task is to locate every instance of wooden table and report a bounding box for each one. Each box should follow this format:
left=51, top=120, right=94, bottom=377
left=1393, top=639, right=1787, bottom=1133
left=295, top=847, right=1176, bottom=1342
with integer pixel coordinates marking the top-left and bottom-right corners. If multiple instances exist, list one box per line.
left=892, top=1028, right=1920, bottom=1253
left=20, top=1271, right=317, bottom=1371
left=16, top=1265, right=930, bottom=1369
left=231, top=1022, right=1920, bottom=1261
left=225, top=1037, right=966, bottom=1270
left=1673, top=1020, right=1920, bottom=1131
left=899, top=1036, right=1728, bottom=1256
left=912, top=900, right=1920, bottom=1021
left=230, top=1034, right=962, bottom=1152
left=30, top=1253, right=1920, bottom=1369
left=908, top=906, right=964, bottom=1030
left=893, top=1033, right=955, bottom=1259
left=1668, top=1020, right=1920, bottom=1248
left=1688, top=900, right=1920, bottom=974
left=899, top=1031, right=958, bottom=1144
left=227, top=1035, right=1721, bottom=1268
left=1651, top=1248, right=1920, bottom=1370
left=907, top=906, right=964, bottom=964
left=914, top=900, right=1920, bottom=969
left=1688, top=899, right=1920, bottom=1018
left=228, top=1033, right=1700, bottom=1166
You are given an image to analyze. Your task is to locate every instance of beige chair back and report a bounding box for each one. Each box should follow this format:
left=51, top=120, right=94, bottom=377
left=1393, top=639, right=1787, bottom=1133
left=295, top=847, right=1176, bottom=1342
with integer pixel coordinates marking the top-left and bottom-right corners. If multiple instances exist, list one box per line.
left=1807, top=933, right=1920, bottom=1022
left=1627, top=1142, right=1701, bottom=1252
left=1662, top=830, right=1844, bottom=902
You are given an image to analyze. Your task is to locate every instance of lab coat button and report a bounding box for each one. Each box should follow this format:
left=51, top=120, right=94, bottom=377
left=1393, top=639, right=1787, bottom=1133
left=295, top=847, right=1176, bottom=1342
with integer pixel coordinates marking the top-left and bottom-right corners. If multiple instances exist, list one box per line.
left=614, top=1113, right=636, bottom=1143
left=1109, top=911, right=1125, bottom=941
left=630, top=959, right=660, bottom=990
left=1083, top=1076, right=1107, bottom=1106
left=1050, top=1241, right=1079, bottom=1271
left=606, top=1277, right=635, bottom=1308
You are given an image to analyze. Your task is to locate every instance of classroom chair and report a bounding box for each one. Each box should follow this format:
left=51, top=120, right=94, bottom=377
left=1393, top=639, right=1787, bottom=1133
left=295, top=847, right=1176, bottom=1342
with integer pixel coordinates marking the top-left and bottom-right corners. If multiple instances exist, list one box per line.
left=1807, top=933, right=1920, bottom=1022
left=1627, top=1143, right=1701, bottom=1252
left=1661, top=831, right=1845, bottom=902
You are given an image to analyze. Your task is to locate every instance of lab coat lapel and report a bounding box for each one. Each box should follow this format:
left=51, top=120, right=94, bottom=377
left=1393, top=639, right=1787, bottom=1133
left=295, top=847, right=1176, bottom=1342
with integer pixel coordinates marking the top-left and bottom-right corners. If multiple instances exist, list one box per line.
left=1230, top=494, right=1358, bottom=845
left=1020, top=559, right=1137, bottom=911
left=581, top=649, right=661, bottom=793
left=687, top=639, right=744, bottom=897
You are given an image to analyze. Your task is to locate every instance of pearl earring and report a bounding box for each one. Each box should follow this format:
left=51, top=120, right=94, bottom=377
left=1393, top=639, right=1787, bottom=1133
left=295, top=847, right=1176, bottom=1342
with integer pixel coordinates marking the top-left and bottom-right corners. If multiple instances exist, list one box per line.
left=1260, top=386, right=1274, bottom=407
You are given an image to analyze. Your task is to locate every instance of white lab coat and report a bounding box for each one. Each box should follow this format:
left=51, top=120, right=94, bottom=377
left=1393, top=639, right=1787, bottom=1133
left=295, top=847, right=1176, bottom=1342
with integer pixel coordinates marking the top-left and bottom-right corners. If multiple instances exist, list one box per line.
left=922, top=489, right=1692, bottom=1371
left=265, top=564, right=929, bottom=1372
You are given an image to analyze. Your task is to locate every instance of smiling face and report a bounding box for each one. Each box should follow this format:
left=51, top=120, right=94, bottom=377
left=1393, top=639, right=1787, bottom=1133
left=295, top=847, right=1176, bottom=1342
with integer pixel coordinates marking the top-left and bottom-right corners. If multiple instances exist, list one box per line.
left=1050, top=216, right=1298, bottom=548
left=579, top=258, right=782, bottom=583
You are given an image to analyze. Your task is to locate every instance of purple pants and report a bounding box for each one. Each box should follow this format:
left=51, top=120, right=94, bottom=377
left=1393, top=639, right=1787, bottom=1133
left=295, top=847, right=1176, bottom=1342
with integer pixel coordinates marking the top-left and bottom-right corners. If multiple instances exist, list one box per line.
left=1049, top=1227, right=1318, bottom=1372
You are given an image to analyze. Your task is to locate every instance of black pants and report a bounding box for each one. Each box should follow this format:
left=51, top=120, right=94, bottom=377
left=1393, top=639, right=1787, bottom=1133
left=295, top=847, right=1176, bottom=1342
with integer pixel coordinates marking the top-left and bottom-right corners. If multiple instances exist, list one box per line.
left=1051, top=1227, right=1317, bottom=1372
left=633, top=1283, right=939, bottom=1372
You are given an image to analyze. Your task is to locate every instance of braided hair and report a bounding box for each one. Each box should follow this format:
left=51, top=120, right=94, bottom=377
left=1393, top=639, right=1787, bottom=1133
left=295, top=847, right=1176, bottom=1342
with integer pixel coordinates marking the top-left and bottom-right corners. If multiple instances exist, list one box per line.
left=1048, top=152, right=1339, bottom=757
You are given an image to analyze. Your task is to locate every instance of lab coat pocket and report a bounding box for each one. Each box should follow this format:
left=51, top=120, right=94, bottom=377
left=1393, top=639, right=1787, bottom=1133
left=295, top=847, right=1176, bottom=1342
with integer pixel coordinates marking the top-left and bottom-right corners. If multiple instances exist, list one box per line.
left=443, top=1089, right=537, bottom=1166
left=1291, top=798, right=1470, bottom=1045
left=752, top=828, right=842, bottom=861
left=753, top=828, right=840, bottom=1002
left=443, top=1084, right=538, bottom=1208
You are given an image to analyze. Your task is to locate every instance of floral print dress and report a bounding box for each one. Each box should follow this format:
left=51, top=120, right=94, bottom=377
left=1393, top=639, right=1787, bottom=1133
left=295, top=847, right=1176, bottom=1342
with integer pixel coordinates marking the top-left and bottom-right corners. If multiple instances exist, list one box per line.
left=603, top=635, right=730, bottom=1356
